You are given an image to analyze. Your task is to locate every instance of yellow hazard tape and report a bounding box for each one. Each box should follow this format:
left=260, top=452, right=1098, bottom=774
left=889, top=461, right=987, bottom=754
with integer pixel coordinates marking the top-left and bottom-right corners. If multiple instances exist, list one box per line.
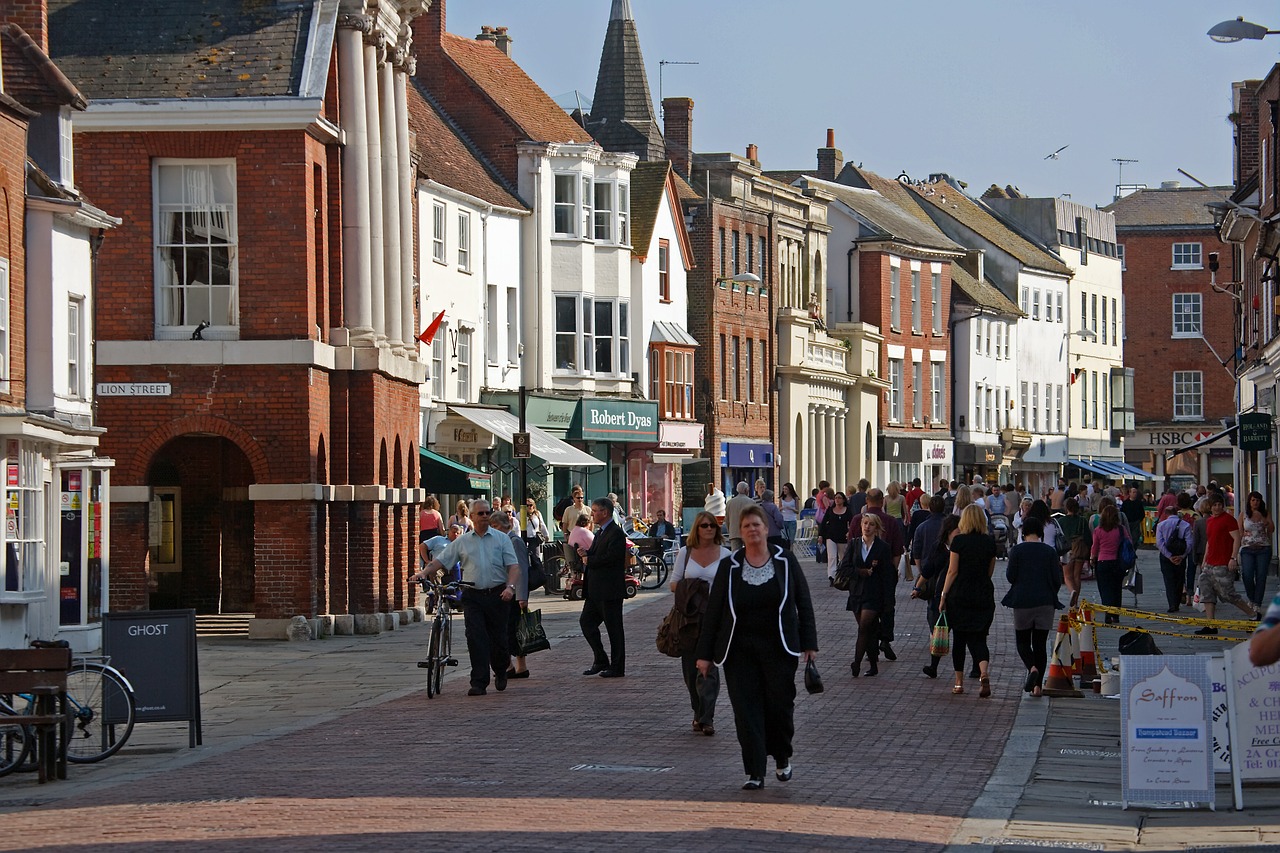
left=1076, top=599, right=1254, bottom=632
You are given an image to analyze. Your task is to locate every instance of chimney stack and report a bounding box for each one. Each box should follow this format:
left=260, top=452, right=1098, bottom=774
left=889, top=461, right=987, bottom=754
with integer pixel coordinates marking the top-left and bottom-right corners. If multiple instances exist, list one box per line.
left=663, top=96, right=693, bottom=180
left=816, top=128, right=842, bottom=182
left=475, top=25, right=495, bottom=45
left=493, top=26, right=513, bottom=56
left=411, top=0, right=445, bottom=53
left=745, top=143, right=758, bottom=165
left=2, top=0, right=49, bottom=52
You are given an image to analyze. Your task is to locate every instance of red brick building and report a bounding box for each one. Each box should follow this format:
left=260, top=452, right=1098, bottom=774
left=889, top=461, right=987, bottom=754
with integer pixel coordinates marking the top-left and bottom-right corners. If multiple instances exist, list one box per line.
left=1105, top=185, right=1237, bottom=487
left=47, top=0, right=427, bottom=635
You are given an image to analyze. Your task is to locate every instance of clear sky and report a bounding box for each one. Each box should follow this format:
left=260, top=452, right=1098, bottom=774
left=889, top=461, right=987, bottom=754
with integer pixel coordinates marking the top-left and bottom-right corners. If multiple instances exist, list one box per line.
left=446, top=1, right=1280, bottom=207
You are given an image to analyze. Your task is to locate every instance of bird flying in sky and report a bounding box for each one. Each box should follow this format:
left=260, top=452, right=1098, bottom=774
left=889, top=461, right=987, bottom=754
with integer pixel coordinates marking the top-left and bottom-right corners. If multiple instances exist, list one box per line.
left=1044, top=145, right=1069, bottom=160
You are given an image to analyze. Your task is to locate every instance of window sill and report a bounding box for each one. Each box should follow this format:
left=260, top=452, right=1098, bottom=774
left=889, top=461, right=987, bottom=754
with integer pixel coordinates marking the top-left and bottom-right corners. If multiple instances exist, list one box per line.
left=552, top=235, right=594, bottom=244
left=890, top=326, right=902, bottom=335
left=1171, top=332, right=1201, bottom=340
left=457, top=267, right=472, bottom=275
left=432, top=257, right=447, bottom=266
left=0, top=589, right=45, bottom=604
left=1170, top=265, right=1203, bottom=271
left=658, top=297, right=672, bottom=304
left=911, top=329, right=924, bottom=336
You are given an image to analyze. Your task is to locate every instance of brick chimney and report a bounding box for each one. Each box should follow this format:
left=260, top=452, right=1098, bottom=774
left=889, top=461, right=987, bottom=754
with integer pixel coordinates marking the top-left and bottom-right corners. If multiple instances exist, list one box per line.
left=2, top=0, right=48, bottom=52
left=745, top=143, right=758, bottom=166
left=1234, top=79, right=1262, bottom=189
left=816, top=128, right=841, bottom=181
left=411, top=0, right=445, bottom=53
left=663, top=96, right=693, bottom=179
left=493, top=26, right=513, bottom=56
left=475, top=24, right=495, bottom=45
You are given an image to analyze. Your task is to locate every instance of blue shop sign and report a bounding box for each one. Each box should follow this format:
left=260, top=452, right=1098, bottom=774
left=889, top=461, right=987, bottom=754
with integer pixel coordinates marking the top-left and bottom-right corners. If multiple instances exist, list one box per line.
left=723, top=442, right=774, bottom=468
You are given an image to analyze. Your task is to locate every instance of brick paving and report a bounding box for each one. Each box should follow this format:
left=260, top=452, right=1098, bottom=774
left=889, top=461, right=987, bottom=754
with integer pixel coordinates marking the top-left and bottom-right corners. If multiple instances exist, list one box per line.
left=0, top=557, right=1028, bottom=851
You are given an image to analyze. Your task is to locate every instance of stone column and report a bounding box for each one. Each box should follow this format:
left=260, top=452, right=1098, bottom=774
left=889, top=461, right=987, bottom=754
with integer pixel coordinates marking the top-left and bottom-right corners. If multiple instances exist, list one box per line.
left=364, top=41, right=386, bottom=345
left=835, top=409, right=847, bottom=488
left=379, top=60, right=403, bottom=351
left=815, top=404, right=827, bottom=486
left=826, top=408, right=838, bottom=489
left=394, top=65, right=415, bottom=354
left=336, top=21, right=373, bottom=343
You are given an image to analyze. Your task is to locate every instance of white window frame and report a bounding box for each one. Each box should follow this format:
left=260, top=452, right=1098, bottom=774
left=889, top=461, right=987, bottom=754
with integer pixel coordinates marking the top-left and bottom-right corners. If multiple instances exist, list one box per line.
left=153, top=159, right=239, bottom=339
left=0, top=442, right=47, bottom=601
left=1020, top=381, right=1028, bottom=429
left=486, top=285, right=499, bottom=364
left=1055, top=385, right=1063, bottom=432
left=553, top=173, right=577, bottom=237
left=890, top=265, right=901, bottom=330
left=930, top=362, right=944, bottom=423
left=582, top=175, right=594, bottom=239
left=593, top=181, right=614, bottom=242
left=931, top=271, right=942, bottom=334
left=456, top=329, right=471, bottom=398
left=1172, top=292, right=1202, bottom=338
left=431, top=201, right=446, bottom=263
left=554, top=294, right=629, bottom=377
left=911, top=269, right=921, bottom=333
left=912, top=362, right=922, bottom=421
left=1031, top=382, right=1040, bottom=432
left=1173, top=370, right=1203, bottom=420
left=67, top=297, right=84, bottom=399
left=888, top=358, right=903, bottom=423
left=1172, top=242, right=1203, bottom=270
left=457, top=210, right=471, bottom=271
left=430, top=333, right=445, bottom=399
left=1031, top=289, right=1040, bottom=321
left=1020, top=286, right=1029, bottom=313
left=974, top=382, right=982, bottom=431
left=506, top=288, right=519, bottom=364
left=617, top=183, right=630, bottom=246
left=1117, top=243, right=1126, bottom=270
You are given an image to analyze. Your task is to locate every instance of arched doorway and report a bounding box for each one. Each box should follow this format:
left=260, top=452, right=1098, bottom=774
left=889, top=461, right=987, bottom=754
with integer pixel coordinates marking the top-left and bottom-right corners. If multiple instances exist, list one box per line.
left=146, top=435, right=256, bottom=613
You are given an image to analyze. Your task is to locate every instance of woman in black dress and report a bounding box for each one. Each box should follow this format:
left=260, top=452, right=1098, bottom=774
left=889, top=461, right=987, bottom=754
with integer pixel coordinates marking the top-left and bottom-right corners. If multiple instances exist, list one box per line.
left=840, top=513, right=894, bottom=677
left=818, top=491, right=852, bottom=584
left=940, top=504, right=998, bottom=698
left=696, top=505, right=819, bottom=790
left=1001, top=516, right=1063, bottom=696
left=915, top=513, right=960, bottom=679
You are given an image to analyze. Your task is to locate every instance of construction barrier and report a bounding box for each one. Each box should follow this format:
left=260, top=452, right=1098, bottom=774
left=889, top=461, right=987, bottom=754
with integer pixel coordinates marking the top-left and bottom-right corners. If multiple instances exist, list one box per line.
left=1042, top=611, right=1083, bottom=698
left=1075, top=598, right=1255, bottom=675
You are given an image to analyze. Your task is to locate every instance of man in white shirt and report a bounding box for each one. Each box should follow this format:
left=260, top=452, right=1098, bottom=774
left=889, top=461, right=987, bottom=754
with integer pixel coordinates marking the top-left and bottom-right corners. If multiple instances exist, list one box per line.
left=724, top=482, right=755, bottom=550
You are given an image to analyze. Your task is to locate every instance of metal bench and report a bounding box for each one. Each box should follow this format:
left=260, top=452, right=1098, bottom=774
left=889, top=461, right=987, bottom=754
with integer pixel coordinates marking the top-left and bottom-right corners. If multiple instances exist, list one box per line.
left=0, top=647, right=71, bottom=782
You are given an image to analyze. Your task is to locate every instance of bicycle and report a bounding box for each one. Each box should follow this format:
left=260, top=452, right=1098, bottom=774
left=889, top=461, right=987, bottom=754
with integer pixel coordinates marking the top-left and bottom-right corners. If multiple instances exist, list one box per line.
left=414, top=576, right=468, bottom=698
left=630, top=537, right=671, bottom=590
left=14, top=640, right=137, bottom=764
left=0, top=694, right=31, bottom=777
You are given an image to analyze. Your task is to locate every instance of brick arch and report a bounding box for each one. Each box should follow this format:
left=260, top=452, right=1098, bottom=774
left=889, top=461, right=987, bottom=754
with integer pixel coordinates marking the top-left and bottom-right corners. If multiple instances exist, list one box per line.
left=129, top=415, right=271, bottom=484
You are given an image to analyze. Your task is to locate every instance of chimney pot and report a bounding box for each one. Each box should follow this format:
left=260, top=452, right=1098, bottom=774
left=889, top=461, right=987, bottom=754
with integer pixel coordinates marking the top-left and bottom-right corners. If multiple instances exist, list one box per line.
left=826, top=128, right=835, bottom=148
left=746, top=143, right=758, bottom=163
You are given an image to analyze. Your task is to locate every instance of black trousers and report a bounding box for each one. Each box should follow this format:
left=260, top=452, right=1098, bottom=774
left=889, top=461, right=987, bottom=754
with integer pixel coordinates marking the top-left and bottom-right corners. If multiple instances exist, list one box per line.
left=723, top=637, right=798, bottom=777
left=1014, top=628, right=1049, bottom=682
left=1159, top=555, right=1185, bottom=611
left=460, top=587, right=510, bottom=690
left=580, top=597, right=625, bottom=672
left=951, top=628, right=990, bottom=673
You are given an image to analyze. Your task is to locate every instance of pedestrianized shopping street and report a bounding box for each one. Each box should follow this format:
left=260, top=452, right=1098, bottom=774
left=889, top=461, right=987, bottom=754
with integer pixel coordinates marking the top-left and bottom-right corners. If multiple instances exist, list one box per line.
left=2, top=549, right=1277, bottom=852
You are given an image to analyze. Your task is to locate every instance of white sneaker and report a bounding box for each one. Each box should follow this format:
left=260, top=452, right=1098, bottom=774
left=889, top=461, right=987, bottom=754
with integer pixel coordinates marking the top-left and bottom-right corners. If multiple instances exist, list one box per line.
left=775, top=762, right=792, bottom=782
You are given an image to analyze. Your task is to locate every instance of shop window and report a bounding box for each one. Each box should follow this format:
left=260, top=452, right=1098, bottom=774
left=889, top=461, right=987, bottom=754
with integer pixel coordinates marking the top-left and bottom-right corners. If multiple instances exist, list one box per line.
left=1, top=442, right=46, bottom=601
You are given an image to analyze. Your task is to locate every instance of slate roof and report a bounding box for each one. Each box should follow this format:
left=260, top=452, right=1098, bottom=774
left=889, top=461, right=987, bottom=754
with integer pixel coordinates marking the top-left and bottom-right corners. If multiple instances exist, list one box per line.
left=441, top=33, right=588, bottom=145
left=46, top=0, right=314, bottom=100
left=586, top=0, right=663, bottom=160
left=950, top=263, right=1022, bottom=317
left=1103, top=185, right=1232, bottom=229
left=804, top=174, right=961, bottom=254
left=628, top=160, right=671, bottom=260
left=405, top=81, right=525, bottom=211
left=672, top=170, right=701, bottom=203
left=1, top=23, right=86, bottom=110
left=906, top=180, right=1073, bottom=276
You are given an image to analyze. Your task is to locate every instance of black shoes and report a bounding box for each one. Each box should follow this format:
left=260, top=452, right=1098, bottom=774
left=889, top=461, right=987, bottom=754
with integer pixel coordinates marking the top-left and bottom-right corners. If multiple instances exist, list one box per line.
left=775, top=763, right=793, bottom=782
left=880, top=642, right=897, bottom=661
left=1195, top=627, right=1218, bottom=635
left=865, top=663, right=878, bottom=677
left=583, top=663, right=609, bottom=675
left=922, top=664, right=938, bottom=679
left=494, top=670, right=508, bottom=692
left=467, top=686, right=486, bottom=696
left=1023, top=669, right=1039, bottom=693
left=742, top=777, right=764, bottom=790
left=599, top=668, right=626, bottom=678
left=968, top=667, right=981, bottom=679
left=850, top=660, right=860, bottom=677
left=505, top=669, right=530, bottom=679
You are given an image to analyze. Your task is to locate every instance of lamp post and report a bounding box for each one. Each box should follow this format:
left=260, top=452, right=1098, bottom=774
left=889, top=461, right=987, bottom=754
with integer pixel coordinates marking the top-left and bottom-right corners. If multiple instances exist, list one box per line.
left=1208, top=17, right=1280, bottom=42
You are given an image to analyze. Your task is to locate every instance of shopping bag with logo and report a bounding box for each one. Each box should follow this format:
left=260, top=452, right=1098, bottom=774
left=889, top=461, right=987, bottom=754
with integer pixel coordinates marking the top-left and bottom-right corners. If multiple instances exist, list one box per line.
left=516, top=606, right=551, bottom=655
left=929, top=612, right=951, bottom=658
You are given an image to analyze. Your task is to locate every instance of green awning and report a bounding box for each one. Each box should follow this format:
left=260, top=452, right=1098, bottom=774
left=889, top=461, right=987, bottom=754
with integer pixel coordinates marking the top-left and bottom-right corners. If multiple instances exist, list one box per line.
left=419, top=448, right=491, bottom=494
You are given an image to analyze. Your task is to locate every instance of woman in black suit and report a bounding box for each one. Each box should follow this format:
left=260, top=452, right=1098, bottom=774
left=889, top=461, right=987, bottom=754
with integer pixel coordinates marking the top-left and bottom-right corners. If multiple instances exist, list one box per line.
left=839, top=513, right=894, bottom=677
left=696, top=505, right=818, bottom=791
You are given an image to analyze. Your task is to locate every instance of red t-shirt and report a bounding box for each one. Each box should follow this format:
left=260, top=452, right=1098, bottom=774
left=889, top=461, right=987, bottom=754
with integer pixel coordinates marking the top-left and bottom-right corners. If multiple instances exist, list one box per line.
left=904, top=487, right=925, bottom=514
left=1204, top=512, right=1239, bottom=566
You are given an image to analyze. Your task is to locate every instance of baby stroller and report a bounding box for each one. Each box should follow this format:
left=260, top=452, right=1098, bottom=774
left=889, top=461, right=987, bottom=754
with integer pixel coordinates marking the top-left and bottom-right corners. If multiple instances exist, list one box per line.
left=989, top=514, right=1011, bottom=559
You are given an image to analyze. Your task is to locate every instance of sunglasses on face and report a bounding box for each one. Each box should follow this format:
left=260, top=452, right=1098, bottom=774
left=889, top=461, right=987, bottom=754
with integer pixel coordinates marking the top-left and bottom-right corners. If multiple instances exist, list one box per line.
left=698, top=523, right=716, bottom=529
left=473, top=510, right=490, bottom=517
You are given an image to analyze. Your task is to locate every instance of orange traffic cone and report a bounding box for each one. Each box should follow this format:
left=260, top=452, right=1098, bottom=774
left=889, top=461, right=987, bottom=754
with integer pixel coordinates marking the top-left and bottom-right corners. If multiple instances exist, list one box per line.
left=1068, top=608, right=1083, bottom=678
left=1042, top=612, right=1083, bottom=698
left=1077, top=606, right=1099, bottom=689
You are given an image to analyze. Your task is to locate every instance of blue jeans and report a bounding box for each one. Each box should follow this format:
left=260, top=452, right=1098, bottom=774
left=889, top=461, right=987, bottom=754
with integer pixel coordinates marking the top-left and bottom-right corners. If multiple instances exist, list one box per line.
left=1241, top=547, right=1272, bottom=608
left=783, top=520, right=796, bottom=543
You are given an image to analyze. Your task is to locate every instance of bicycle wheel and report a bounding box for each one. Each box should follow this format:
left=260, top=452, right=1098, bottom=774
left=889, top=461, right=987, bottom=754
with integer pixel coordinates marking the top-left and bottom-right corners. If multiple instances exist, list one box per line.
left=433, top=615, right=450, bottom=696
left=426, top=615, right=443, bottom=699
left=64, top=663, right=135, bottom=763
left=0, top=707, right=30, bottom=777
left=638, top=554, right=664, bottom=589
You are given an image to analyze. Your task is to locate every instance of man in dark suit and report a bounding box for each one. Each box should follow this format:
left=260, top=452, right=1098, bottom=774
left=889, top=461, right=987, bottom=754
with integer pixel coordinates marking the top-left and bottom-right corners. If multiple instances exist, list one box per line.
left=579, top=497, right=628, bottom=678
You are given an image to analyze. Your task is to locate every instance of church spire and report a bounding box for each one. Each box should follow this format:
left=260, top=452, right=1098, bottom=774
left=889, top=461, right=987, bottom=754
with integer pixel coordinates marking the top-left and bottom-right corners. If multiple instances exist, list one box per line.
left=588, top=1, right=665, bottom=161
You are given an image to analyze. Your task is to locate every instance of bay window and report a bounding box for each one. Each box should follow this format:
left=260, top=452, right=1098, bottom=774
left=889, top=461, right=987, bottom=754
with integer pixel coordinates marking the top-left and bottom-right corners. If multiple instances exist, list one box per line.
left=554, top=294, right=631, bottom=376
left=650, top=345, right=695, bottom=419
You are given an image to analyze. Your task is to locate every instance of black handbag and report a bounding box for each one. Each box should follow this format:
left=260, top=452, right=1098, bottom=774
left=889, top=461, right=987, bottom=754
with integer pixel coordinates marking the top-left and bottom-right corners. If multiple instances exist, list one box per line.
left=516, top=607, right=551, bottom=655
left=804, top=660, right=823, bottom=694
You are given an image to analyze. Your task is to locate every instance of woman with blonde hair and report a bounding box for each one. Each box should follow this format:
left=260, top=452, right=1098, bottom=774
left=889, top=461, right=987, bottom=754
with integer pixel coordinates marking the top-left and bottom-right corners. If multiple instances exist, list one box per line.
left=449, top=499, right=472, bottom=532
left=952, top=484, right=973, bottom=516
left=840, top=512, right=893, bottom=677
left=669, top=510, right=731, bottom=736
left=939, top=504, right=998, bottom=698
left=883, top=482, right=905, bottom=521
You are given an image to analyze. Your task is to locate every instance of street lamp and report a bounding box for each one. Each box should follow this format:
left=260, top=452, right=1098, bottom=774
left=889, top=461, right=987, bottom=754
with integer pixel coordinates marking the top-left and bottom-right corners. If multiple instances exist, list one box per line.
left=1208, top=17, right=1280, bottom=42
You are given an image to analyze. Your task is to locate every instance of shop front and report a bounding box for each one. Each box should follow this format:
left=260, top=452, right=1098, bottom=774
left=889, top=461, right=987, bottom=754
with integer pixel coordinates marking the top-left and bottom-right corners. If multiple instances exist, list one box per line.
left=572, top=399, right=660, bottom=519
left=923, top=438, right=953, bottom=490
left=421, top=412, right=494, bottom=505
left=956, top=442, right=1001, bottom=484
left=719, top=441, right=775, bottom=496
left=876, top=435, right=922, bottom=487
left=643, top=421, right=704, bottom=522
left=1129, top=426, right=1228, bottom=492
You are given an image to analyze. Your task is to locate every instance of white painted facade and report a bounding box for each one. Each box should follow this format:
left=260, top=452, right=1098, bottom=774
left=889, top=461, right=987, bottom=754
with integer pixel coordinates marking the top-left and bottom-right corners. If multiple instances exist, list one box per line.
left=416, top=181, right=525, bottom=461
left=1014, top=269, right=1071, bottom=475
left=629, top=176, right=691, bottom=397
left=953, top=310, right=1018, bottom=458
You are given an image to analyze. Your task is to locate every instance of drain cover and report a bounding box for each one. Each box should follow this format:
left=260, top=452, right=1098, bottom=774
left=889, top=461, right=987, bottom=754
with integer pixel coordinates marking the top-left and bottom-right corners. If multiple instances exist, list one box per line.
left=570, top=763, right=673, bottom=773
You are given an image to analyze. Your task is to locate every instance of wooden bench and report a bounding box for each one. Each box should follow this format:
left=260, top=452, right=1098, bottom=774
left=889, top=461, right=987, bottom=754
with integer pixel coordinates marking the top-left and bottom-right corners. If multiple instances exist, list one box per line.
left=0, top=648, right=71, bottom=782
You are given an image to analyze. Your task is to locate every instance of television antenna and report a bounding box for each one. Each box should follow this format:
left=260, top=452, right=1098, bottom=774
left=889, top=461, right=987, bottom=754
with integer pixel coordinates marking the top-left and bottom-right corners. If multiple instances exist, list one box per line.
left=1112, top=157, right=1139, bottom=195
left=659, top=60, right=699, bottom=116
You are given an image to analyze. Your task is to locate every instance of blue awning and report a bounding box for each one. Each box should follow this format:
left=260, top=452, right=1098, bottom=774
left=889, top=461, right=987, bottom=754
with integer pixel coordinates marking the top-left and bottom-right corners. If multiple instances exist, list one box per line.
left=1068, top=458, right=1113, bottom=477
left=419, top=448, right=492, bottom=494
left=1069, top=458, right=1159, bottom=481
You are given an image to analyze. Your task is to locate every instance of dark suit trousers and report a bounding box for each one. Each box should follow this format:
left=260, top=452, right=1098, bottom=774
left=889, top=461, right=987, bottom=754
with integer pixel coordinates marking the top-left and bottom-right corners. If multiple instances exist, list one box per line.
left=580, top=597, right=625, bottom=671
left=461, top=587, right=509, bottom=689
left=723, top=634, right=798, bottom=777
left=1159, top=555, right=1184, bottom=611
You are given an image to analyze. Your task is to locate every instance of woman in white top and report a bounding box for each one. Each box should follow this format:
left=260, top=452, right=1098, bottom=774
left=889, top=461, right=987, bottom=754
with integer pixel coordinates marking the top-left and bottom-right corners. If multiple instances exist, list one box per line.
left=779, top=482, right=800, bottom=544
left=670, top=510, right=731, bottom=737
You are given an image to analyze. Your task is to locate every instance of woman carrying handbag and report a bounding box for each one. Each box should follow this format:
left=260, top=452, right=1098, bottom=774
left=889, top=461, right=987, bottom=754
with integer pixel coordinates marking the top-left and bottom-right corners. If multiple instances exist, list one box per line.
left=839, top=514, right=894, bottom=677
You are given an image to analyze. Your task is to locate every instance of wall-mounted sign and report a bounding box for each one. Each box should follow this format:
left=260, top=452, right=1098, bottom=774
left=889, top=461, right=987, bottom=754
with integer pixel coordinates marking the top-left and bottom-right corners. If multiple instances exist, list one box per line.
left=658, top=421, right=704, bottom=451
left=573, top=399, right=659, bottom=443
left=1239, top=412, right=1273, bottom=452
left=97, top=383, right=172, bottom=397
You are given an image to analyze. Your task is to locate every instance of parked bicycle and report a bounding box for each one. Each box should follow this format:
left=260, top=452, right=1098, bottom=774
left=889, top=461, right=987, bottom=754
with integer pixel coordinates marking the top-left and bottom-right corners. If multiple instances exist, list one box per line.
left=3, top=640, right=137, bottom=766
left=414, top=575, right=470, bottom=698
left=630, top=537, right=671, bottom=590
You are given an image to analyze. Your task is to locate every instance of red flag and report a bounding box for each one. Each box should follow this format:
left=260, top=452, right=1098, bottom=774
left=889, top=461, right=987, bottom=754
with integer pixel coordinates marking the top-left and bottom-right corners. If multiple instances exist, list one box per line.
left=418, top=310, right=446, bottom=345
